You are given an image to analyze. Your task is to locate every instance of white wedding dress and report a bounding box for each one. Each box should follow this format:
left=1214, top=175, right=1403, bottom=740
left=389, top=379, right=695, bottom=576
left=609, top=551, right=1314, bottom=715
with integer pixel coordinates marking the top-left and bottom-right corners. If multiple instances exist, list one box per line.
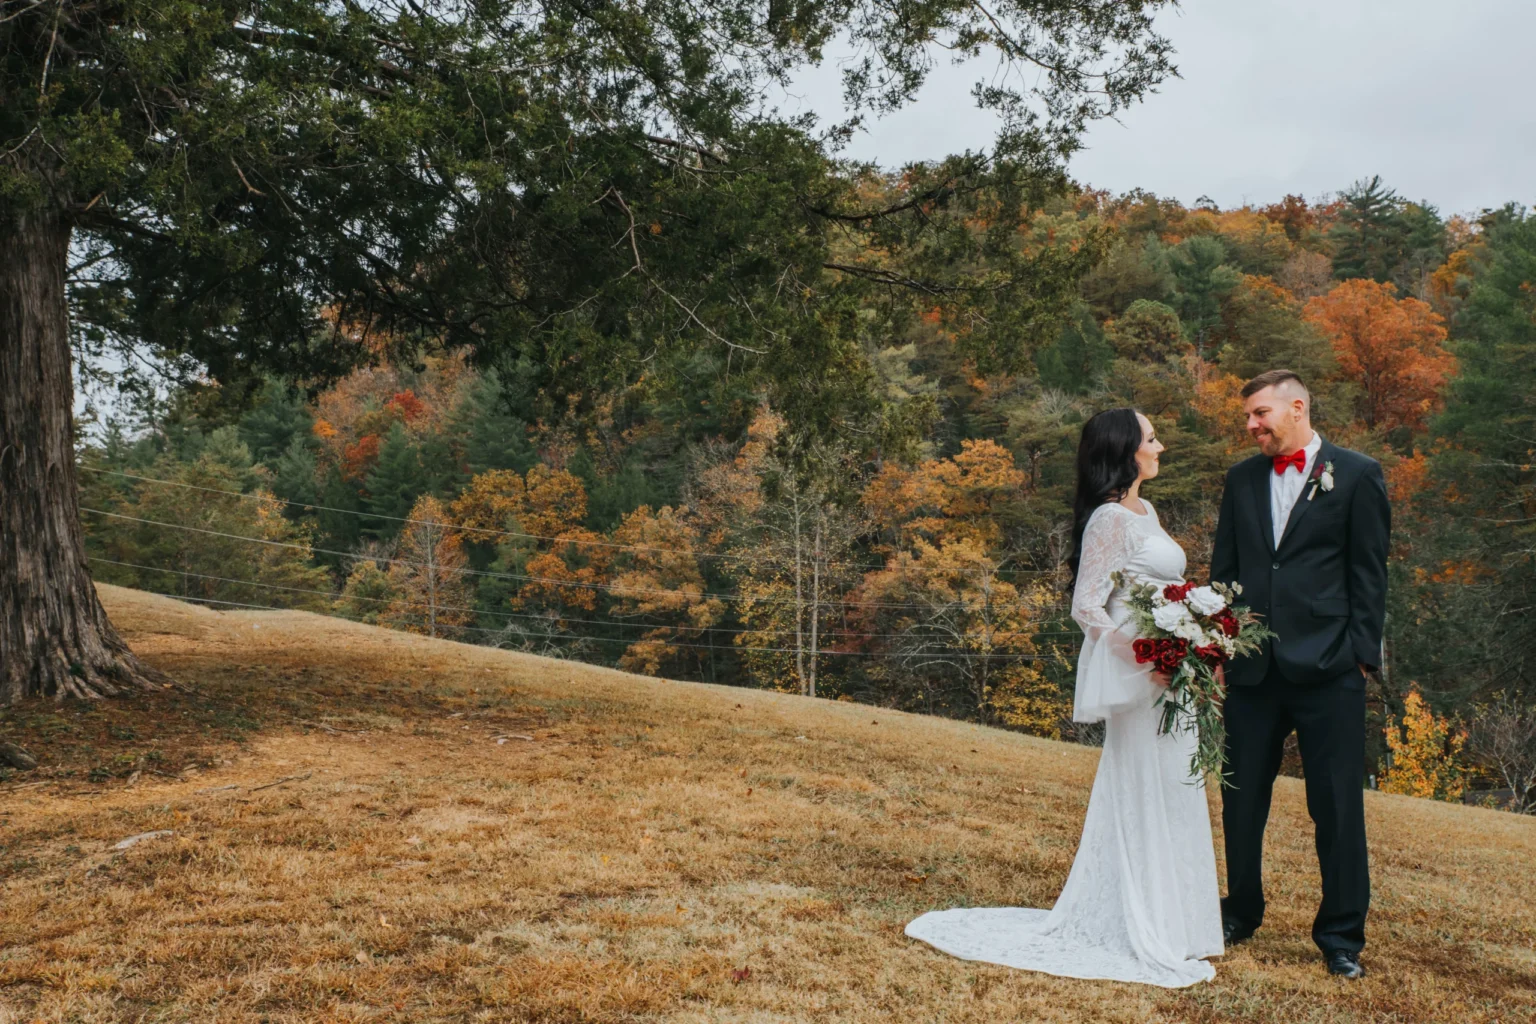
left=905, top=500, right=1224, bottom=988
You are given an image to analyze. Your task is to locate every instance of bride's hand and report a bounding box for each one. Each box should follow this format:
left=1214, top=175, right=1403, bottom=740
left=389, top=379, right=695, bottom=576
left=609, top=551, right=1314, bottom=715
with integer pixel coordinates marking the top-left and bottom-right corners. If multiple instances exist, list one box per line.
left=1150, top=669, right=1172, bottom=688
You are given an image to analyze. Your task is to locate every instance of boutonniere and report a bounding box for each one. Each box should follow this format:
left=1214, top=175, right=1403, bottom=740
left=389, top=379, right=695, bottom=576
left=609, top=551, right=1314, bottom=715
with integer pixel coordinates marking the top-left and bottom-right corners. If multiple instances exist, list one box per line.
left=1307, top=460, right=1335, bottom=501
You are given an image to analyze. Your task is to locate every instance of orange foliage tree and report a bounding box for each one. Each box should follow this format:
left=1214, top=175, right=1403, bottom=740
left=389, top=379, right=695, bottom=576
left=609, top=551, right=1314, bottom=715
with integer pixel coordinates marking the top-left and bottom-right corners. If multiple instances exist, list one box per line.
left=450, top=465, right=610, bottom=615
left=1303, top=280, right=1455, bottom=432
left=1190, top=371, right=1250, bottom=455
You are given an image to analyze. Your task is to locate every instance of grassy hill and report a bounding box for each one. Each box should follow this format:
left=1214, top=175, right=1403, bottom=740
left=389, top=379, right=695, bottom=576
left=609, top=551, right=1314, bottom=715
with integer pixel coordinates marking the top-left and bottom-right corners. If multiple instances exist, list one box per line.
left=2, top=585, right=1533, bottom=1023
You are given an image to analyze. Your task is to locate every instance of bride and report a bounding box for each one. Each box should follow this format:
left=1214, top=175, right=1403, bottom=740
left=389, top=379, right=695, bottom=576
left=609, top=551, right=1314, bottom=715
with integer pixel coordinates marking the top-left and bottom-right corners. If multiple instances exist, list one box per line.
left=905, top=408, right=1224, bottom=988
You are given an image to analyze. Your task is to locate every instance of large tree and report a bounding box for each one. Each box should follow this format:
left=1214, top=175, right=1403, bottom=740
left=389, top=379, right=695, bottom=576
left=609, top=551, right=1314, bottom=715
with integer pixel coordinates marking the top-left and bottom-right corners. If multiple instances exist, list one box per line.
left=0, top=0, right=1174, bottom=702
left=1394, top=209, right=1536, bottom=702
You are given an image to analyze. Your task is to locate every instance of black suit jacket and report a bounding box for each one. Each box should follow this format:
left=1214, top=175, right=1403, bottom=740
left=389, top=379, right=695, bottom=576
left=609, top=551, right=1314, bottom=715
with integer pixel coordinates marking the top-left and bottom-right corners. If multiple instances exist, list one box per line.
left=1211, top=439, right=1391, bottom=688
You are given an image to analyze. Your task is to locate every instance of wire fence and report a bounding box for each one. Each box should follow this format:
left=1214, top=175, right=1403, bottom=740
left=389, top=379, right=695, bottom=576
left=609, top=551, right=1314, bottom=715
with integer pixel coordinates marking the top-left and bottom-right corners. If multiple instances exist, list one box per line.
left=79, top=464, right=1063, bottom=580
left=80, top=462, right=1090, bottom=666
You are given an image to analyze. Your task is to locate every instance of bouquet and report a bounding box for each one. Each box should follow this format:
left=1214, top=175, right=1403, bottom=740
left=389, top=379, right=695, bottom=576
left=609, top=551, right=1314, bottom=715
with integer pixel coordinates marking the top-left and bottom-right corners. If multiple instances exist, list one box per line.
left=1111, top=574, right=1275, bottom=784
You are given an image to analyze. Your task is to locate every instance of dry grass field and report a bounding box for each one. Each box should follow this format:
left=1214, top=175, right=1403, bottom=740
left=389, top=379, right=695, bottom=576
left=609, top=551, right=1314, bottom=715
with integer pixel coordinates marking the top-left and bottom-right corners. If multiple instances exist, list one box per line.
left=2, top=584, right=1533, bottom=1023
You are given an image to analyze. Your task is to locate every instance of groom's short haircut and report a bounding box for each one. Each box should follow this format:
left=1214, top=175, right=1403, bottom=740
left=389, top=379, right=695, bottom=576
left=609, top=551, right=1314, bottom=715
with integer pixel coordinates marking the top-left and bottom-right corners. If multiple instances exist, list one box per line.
left=1241, top=369, right=1309, bottom=404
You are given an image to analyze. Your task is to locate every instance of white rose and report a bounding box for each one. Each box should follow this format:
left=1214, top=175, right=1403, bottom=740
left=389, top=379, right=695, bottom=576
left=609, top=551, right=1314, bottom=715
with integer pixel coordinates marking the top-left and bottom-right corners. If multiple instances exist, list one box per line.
left=1152, top=602, right=1192, bottom=633
left=1174, top=619, right=1205, bottom=643
left=1186, top=586, right=1227, bottom=616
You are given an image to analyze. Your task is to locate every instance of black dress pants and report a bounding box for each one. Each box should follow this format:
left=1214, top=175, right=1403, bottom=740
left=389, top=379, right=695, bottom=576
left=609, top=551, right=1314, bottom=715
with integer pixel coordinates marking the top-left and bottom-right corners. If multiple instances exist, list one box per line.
left=1220, top=665, right=1370, bottom=954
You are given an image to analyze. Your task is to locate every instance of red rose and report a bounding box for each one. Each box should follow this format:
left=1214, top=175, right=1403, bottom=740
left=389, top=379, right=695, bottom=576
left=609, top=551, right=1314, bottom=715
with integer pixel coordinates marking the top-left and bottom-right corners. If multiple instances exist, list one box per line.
left=1216, top=613, right=1240, bottom=638
left=1155, top=638, right=1188, bottom=674
left=1163, top=582, right=1193, bottom=603
left=1132, top=638, right=1158, bottom=663
left=1195, top=643, right=1228, bottom=666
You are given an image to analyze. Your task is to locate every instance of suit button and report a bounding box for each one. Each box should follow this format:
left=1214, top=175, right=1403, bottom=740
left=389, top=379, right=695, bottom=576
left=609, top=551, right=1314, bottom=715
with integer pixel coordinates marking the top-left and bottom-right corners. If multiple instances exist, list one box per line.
left=1271, top=562, right=1280, bottom=570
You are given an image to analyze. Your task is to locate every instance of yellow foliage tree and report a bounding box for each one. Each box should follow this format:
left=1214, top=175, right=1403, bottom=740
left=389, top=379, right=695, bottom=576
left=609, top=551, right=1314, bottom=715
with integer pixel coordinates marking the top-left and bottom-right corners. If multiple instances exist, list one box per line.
left=1380, top=688, right=1467, bottom=802
left=607, top=505, right=724, bottom=676
left=383, top=495, right=475, bottom=639
left=862, top=438, right=1025, bottom=549
left=847, top=535, right=1063, bottom=734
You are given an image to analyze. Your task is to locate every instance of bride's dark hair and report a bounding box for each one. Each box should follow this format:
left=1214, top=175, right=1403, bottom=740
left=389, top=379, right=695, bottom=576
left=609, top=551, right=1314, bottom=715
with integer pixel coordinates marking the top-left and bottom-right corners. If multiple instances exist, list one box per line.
left=1067, top=407, right=1145, bottom=587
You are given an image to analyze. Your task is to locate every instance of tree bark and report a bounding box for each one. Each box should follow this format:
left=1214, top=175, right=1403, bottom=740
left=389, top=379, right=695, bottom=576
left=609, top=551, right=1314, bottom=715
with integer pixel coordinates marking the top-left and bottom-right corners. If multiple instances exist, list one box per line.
left=0, top=212, right=164, bottom=705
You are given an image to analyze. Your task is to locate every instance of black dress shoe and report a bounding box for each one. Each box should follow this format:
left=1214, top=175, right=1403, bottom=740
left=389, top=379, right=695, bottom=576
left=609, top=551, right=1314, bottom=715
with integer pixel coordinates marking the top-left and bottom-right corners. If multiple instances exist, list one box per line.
left=1222, top=919, right=1253, bottom=946
left=1324, top=950, right=1365, bottom=979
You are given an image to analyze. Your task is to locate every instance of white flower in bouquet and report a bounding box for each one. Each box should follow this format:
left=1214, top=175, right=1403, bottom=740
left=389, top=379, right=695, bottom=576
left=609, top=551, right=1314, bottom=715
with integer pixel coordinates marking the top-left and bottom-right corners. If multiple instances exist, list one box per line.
left=1152, top=602, right=1192, bottom=633
left=1174, top=619, right=1206, bottom=643
left=1185, top=586, right=1227, bottom=616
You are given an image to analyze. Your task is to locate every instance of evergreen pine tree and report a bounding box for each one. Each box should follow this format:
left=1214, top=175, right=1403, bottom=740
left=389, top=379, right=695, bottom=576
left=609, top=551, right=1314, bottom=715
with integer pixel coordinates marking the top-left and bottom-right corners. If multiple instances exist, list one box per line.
left=315, top=467, right=366, bottom=561
left=1168, top=235, right=1240, bottom=359
left=238, top=379, right=313, bottom=468
left=448, top=372, right=537, bottom=479
left=1406, top=209, right=1536, bottom=698
left=364, top=422, right=427, bottom=539
left=1329, top=175, right=1412, bottom=282
left=270, top=437, right=321, bottom=513
left=1035, top=303, right=1113, bottom=392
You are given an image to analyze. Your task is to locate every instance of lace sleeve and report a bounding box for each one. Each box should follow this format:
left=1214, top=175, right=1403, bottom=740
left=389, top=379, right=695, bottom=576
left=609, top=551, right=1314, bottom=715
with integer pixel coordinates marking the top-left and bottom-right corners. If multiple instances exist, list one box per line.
left=1071, top=506, right=1141, bottom=643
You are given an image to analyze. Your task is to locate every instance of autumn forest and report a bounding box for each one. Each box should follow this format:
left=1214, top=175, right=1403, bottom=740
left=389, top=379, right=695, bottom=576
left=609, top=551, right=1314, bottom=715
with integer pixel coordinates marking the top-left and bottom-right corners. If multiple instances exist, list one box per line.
left=73, top=176, right=1536, bottom=804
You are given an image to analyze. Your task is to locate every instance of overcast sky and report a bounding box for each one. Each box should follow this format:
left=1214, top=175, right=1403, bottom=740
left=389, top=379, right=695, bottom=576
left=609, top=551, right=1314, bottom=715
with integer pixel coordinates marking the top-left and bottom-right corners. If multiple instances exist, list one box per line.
left=783, top=0, right=1534, bottom=216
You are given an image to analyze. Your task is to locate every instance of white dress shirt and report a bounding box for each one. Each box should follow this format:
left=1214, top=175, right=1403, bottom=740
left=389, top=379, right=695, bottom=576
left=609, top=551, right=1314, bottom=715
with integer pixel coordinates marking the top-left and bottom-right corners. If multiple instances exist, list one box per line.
left=1270, top=431, right=1322, bottom=548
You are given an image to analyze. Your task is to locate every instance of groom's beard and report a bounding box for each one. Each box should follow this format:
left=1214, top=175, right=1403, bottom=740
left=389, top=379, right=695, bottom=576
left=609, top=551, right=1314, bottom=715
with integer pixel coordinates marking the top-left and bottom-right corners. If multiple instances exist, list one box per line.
left=1252, top=431, right=1283, bottom=456
left=1251, top=427, right=1299, bottom=457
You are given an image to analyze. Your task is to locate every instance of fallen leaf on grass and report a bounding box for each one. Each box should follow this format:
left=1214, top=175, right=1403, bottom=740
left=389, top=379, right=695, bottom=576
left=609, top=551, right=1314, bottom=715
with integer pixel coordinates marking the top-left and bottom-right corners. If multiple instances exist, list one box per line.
left=904, top=874, right=928, bottom=884
left=731, top=966, right=751, bottom=983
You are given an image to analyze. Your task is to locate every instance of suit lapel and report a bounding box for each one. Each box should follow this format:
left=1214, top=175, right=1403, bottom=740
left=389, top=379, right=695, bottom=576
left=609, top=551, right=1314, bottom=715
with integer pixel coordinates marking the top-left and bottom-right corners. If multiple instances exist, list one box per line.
left=1250, top=458, right=1276, bottom=554
left=1277, top=440, right=1337, bottom=551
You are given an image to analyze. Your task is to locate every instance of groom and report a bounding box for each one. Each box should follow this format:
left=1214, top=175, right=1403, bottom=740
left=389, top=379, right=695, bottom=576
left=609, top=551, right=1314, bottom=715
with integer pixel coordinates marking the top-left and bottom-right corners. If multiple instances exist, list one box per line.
left=1211, top=369, right=1390, bottom=980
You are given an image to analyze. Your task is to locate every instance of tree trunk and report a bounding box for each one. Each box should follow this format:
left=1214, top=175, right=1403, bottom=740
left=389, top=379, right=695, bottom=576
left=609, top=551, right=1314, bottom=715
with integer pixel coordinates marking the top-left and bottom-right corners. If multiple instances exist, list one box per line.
left=807, top=515, right=820, bottom=700
left=0, top=212, right=164, bottom=705
left=792, top=495, right=806, bottom=696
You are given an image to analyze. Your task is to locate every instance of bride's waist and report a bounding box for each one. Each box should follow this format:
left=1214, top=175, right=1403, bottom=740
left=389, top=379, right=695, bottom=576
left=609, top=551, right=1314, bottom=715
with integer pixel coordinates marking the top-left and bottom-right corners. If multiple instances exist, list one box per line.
left=1109, top=576, right=1184, bottom=606
left=1105, top=577, right=1184, bottom=621
left=1117, top=571, right=1185, bottom=588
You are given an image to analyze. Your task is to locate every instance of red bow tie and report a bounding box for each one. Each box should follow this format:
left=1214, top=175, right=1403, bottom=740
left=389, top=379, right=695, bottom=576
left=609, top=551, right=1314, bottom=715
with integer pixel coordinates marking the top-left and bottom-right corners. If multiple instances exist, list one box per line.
left=1272, top=450, right=1307, bottom=475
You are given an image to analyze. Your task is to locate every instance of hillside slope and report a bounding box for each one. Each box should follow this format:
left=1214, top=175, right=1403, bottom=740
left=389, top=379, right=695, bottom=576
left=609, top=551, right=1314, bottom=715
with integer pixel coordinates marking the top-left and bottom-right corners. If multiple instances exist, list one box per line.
left=1, top=584, right=1533, bottom=1023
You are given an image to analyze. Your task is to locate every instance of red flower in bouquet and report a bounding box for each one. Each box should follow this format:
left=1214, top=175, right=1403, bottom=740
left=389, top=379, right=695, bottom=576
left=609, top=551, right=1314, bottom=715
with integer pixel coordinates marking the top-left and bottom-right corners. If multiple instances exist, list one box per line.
left=1195, top=643, right=1228, bottom=666
left=1156, top=639, right=1188, bottom=674
left=1163, top=582, right=1194, bottom=603
left=1214, top=612, right=1241, bottom=638
left=1132, top=638, right=1158, bottom=663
